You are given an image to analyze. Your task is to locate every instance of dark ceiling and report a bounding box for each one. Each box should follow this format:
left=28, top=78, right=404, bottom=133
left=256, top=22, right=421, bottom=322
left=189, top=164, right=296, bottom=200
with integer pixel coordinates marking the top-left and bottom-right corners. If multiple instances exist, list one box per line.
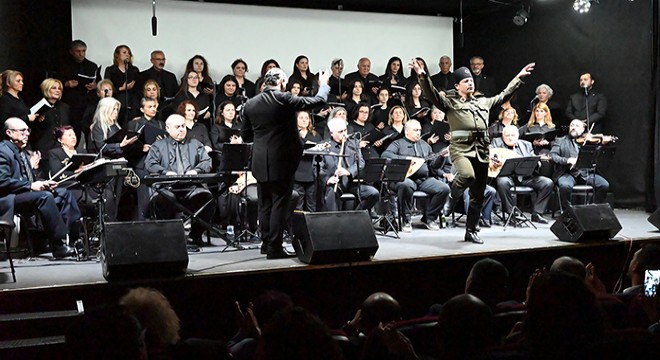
left=182, top=0, right=520, bottom=18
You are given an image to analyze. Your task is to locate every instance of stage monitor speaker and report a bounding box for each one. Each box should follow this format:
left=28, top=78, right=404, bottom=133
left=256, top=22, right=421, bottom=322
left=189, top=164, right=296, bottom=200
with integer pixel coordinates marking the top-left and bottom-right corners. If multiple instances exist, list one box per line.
left=292, top=211, right=378, bottom=264
left=550, top=204, right=621, bottom=242
left=647, top=208, right=660, bottom=231
left=101, top=220, right=188, bottom=281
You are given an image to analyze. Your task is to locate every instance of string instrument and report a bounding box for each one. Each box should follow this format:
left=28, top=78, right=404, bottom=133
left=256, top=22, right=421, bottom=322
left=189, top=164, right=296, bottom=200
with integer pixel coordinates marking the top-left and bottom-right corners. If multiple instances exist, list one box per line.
left=488, top=147, right=520, bottom=178
left=576, top=133, right=618, bottom=145
left=228, top=171, right=257, bottom=194
left=406, top=147, right=449, bottom=178
left=334, top=138, right=347, bottom=193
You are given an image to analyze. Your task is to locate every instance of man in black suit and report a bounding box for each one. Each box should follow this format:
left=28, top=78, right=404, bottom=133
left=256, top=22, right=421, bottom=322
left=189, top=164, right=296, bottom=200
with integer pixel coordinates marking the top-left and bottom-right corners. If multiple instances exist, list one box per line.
left=490, top=125, right=553, bottom=223
left=469, top=56, right=496, bottom=97
left=344, top=57, right=380, bottom=103
left=0, top=118, right=80, bottom=258
left=138, top=50, right=179, bottom=105
left=241, top=68, right=330, bottom=259
left=430, top=56, right=456, bottom=91
left=565, top=72, right=607, bottom=134
left=60, top=40, right=100, bottom=146
left=549, top=119, right=610, bottom=211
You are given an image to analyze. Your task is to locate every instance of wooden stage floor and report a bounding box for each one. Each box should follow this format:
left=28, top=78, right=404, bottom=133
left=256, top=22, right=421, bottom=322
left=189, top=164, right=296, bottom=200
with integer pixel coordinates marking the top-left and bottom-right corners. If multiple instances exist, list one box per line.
left=1, top=208, right=659, bottom=292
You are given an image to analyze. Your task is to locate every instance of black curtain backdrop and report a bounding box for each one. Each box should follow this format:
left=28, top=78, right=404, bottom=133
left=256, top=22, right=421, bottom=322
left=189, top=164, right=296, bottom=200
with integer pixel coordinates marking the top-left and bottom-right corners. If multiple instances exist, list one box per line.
left=454, top=0, right=654, bottom=209
left=0, top=0, right=72, bottom=106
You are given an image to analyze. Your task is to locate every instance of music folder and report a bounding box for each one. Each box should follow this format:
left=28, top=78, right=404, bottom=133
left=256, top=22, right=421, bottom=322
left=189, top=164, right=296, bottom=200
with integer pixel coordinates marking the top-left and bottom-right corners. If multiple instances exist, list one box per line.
left=521, top=129, right=557, bottom=142
left=140, top=123, right=168, bottom=145
left=30, top=98, right=53, bottom=115
left=361, top=128, right=389, bottom=144
left=409, top=107, right=431, bottom=119
left=69, top=154, right=97, bottom=170
left=104, top=128, right=140, bottom=144
left=421, top=121, right=449, bottom=141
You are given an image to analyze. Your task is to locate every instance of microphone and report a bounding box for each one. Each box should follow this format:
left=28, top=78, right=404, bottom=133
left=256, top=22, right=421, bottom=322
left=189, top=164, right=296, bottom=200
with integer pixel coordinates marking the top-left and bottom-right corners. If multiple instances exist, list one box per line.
left=152, top=0, right=157, bottom=36
left=123, top=58, right=129, bottom=65
left=103, top=88, right=109, bottom=96
left=533, top=95, right=539, bottom=101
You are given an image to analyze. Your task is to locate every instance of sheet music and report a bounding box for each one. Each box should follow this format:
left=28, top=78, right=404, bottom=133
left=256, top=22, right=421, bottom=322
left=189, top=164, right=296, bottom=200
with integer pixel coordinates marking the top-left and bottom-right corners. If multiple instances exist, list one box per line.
left=30, top=98, right=53, bottom=115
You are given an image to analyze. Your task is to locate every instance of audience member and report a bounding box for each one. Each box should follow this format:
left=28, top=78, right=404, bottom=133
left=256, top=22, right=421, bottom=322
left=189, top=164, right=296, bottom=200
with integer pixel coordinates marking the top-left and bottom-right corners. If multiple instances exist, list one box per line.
left=435, top=294, right=494, bottom=360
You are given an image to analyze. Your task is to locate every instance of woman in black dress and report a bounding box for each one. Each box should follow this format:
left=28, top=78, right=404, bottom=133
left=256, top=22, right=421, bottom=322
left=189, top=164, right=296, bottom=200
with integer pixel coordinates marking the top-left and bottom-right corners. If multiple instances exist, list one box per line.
left=293, top=111, right=322, bottom=212
left=379, top=56, right=407, bottom=88
left=254, top=59, right=280, bottom=95
left=405, top=79, right=432, bottom=124
left=289, top=55, right=315, bottom=96
left=184, top=55, right=214, bottom=96
left=29, top=78, right=70, bottom=177
left=103, top=45, right=140, bottom=127
left=214, top=75, right=240, bottom=109
left=231, top=59, right=256, bottom=98
left=344, top=79, right=370, bottom=120
left=0, top=70, right=38, bottom=123
left=173, top=70, right=212, bottom=128
left=177, top=100, right=212, bottom=153
left=349, top=103, right=379, bottom=161
left=210, top=100, right=241, bottom=150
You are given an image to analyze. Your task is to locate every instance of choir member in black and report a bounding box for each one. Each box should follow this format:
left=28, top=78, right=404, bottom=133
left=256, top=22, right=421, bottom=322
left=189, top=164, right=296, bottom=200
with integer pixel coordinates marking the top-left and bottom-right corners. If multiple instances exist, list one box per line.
left=289, top=55, right=315, bottom=96
left=519, top=103, right=556, bottom=178
left=293, top=111, right=322, bottom=212
left=328, top=58, right=344, bottom=103
left=173, top=71, right=212, bottom=129
left=125, top=97, right=164, bottom=220
left=215, top=75, right=240, bottom=108
left=0, top=70, right=38, bottom=123
left=177, top=100, right=212, bottom=153
left=430, top=56, right=456, bottom=91
left=184, top=55, right=214, bottom=96
left=408, top=57, right=430, bottom=84
left=104, top=45, right=140, bottom=127
left=344, top=79, right=370, bottom=119
left=423, top=106, right=450, bottom=153
left=138, top=50, right=178, bottom=107
left=29, top=78, right=70, bottom=177
left=145, top=114, right=213, bottom=247
left=382, top=120, right=450, bottom=232
left=488, top=106, right=519, bottom=140
left=405, top=80, right=431, bottom=124
left=254, top=59, right=280, bottom=95
left=90, top=97, right=138, bottom=221
left=469, top=56, right=497, bottom=97
left=345, top=58, right=380, bottom=103
left=1, top=118, right=80, bottom=258
left=530, top=83, right=564, bottom=133
left=371, top=87, right=391, bottom=130
left=565, top=72, right=607, bottom=134
left=232, top=59, right=256, bottom=98
left=82, top=80, right=114, bottom=151
left=142, top=79, right=165, bottom=122
left=60, top=40, right=100, bottom=146
left=380, top=105, right=408, bottom=153
left=286, top=79, right=303, bottom=96
left=321, top=117, right=379, bottom=212
left=210, top=101, right=241, bottom=150
left=348, top=103, right=379, bottom=160
left=379, top=57, right=407, bottom=88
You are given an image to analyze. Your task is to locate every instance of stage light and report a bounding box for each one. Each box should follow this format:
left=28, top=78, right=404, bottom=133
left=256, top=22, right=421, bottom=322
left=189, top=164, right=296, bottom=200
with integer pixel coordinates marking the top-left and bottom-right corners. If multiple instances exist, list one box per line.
left=573, top=0, right=598, bottom=13
left=513, top=8, right=529, bottom=26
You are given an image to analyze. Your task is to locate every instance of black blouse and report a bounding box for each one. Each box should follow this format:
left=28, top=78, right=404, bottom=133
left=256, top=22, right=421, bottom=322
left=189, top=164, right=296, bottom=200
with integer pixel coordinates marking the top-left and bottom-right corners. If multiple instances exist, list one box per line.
left=29, top=100, right=70, bottom=155
left=295, top=131, right=322, bottom=182
left=0, top=92, right=30, bottom=123
left=186, top=122, right=211, bottom=148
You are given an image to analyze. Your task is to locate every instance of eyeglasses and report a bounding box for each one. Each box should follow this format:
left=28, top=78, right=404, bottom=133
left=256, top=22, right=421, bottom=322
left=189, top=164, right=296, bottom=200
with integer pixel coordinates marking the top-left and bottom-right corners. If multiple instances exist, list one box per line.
left=8, top=128, right=31, bottom=134
left=188, top=76, right=199, bottom=80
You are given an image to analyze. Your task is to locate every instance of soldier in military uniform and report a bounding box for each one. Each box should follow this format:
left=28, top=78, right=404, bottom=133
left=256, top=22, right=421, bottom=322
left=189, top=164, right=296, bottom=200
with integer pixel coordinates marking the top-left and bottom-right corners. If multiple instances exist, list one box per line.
left=410, top=60, right=535, bottom=244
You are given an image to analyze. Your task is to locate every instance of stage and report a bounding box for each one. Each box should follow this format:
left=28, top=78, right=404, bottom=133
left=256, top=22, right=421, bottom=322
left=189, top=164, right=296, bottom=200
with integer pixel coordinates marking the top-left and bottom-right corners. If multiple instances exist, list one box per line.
left=1, top=208, right=658, bottom=292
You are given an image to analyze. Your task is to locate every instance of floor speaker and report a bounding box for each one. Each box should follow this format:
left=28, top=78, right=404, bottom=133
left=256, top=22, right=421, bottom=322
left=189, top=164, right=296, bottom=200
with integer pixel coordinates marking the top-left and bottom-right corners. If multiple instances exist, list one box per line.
left=550, top=204, right=621, bottom=242
left=101, top=220, right=188, bottom=280
left=292, top=211, right=378, bottom=264
left=647, top=208, right=660, bottom=230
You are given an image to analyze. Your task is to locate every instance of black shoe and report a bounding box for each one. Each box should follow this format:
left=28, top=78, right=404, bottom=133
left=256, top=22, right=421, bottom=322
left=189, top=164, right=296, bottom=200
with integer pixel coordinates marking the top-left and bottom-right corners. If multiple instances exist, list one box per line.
left=189, top=236, right=205, bottom=247
left=266, top=249, right=296, bottom=260
left=52, top=244, right=76, bottom=258
left=478, top=218, right=491, bottom=228
left=260, top=244, right=267, bottom=254
left=531, top=213, right=549, bottom=224
left=464, top=230, right=483, bottom=244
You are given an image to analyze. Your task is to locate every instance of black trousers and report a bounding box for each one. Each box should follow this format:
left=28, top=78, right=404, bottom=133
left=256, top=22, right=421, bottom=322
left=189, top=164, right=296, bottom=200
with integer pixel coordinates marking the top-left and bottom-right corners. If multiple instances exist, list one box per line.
left=150, top=185, right=213, bottom=239
left=14, top=188, right=81, bottom=244
left=257, top=178, right=294, bottom=254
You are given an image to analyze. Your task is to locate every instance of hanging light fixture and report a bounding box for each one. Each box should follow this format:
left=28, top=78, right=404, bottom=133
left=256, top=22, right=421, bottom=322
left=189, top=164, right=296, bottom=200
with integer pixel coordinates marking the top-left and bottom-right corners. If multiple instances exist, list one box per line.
left=573, top=0, right=599, bottom=13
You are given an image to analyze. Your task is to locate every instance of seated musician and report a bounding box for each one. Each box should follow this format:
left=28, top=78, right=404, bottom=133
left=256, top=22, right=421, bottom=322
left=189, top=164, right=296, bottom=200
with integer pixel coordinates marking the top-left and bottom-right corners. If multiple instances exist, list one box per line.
left=549, top=119, right=610, bottom=211
left=382, top=120, right=450, bottom=232
left=490, top=125, right=553, bottom=224
left=145, top=114, right=213, bottom=247
left=0, top=118, right=80, bottom=258
left=321, top=117, right=378, bottom=212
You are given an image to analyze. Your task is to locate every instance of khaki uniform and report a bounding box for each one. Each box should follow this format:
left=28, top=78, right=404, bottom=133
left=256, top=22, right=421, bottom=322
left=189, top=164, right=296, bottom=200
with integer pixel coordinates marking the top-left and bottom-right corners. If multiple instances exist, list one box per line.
left=419, top=75, right=523, bottom=229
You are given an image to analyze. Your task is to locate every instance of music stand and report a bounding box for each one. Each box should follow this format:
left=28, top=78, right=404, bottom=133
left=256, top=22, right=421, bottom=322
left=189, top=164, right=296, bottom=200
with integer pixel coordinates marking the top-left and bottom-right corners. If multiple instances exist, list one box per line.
left=367, top=158, right=411, bottom=238
left=574, top=144, right=616, bottom=201
left=218, top=143, right=257, bottom=250
left=497, top=156, right=540, bottom=230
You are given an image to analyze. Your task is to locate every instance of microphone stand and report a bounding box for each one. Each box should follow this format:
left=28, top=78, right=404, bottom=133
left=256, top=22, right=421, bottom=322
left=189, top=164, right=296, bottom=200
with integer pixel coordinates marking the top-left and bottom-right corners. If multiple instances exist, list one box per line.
left=584, top=86, right=591, bottom=132
left=124, top=59, right=130, bottom=127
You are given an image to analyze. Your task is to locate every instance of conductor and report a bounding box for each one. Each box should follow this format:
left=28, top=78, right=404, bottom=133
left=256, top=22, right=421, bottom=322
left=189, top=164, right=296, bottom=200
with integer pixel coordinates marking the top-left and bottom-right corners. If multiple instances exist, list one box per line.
left=241, top=68, right=330, bottom=259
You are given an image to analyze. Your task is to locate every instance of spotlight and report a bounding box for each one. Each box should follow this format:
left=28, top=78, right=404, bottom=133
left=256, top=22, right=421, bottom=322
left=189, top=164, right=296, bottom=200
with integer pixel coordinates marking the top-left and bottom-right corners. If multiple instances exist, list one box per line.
left=513, top=9, right=529, bottom=26
left=573, top=0, right=598, bottom=13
